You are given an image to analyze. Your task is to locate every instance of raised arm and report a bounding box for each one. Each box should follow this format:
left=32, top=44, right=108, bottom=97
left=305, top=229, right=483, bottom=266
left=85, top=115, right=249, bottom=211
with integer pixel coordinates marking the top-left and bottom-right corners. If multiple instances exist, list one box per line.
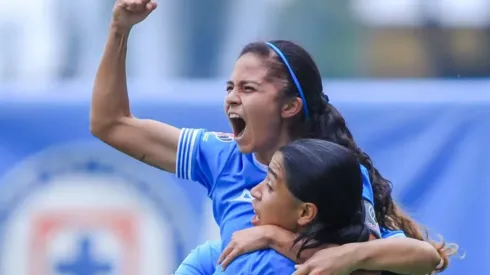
left=90, top=0, right=180, bottom=172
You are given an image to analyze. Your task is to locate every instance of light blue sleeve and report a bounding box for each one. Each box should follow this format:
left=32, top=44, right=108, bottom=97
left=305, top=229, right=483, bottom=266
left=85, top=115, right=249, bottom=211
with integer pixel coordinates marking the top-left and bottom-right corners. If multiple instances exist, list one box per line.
left=213, top=250, right=295, bottom=275
left=381, top=228, right=407, bottom=239
left=176, top=129, right=235, bottom=194
left=360, top=165, right=375, bottom=205
left=249, top=251, right=296, bottom=275
left=360, top=165, right=382, bottom=238
left=173, top=240, right=221, bottom=275
left=360, top=165, right=407, bottom=239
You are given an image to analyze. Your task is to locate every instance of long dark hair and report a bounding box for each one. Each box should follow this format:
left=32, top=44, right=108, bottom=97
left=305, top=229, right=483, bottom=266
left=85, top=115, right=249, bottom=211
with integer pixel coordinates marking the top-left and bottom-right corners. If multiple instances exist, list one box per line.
left=240, top=40, right=454, bottom=272
left=279, top=139, right=370, bottom=258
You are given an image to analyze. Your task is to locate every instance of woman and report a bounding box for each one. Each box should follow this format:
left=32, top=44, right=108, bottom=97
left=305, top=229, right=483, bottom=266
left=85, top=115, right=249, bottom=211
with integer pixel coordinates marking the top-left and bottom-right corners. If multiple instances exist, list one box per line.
left=215, top=139, right=380, bottom=274
left=91, top=0, right=448, bottom=274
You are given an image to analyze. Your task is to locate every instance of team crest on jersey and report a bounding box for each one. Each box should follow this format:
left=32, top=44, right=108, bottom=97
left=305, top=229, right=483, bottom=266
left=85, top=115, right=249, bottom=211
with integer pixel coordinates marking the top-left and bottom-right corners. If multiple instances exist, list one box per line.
left=368, top=204, right=377, bottom=222
left=212, top=132, right=234, bottom=142
left=0, top=142, right=198, bottom=275
left=363, top=200, right=380, bottom=237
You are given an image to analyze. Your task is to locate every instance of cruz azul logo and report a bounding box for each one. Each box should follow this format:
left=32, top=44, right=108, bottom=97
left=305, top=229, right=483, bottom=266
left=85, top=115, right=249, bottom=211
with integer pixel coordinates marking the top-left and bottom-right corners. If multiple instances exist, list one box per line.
left=0, top=142, right=198, bottom=275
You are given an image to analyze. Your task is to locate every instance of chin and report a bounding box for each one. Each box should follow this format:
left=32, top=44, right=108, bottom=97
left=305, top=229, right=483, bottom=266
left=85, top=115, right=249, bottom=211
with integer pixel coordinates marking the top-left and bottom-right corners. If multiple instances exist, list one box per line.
left=235, top=136, right=255, bottom=153
left=236, top=142, right=254, bottom=153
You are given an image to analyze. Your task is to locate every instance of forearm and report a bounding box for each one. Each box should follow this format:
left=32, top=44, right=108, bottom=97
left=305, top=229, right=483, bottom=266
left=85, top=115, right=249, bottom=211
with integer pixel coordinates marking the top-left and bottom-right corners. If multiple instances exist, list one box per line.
left=265, top=225, right=320, bottom=264
left=90, top=23, right=132, bottom=132
left=351, top=238, right=440, bottom=275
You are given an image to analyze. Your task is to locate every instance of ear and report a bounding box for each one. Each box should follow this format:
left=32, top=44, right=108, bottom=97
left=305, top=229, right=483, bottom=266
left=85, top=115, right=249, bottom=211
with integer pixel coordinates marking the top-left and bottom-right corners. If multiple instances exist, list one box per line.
left=281, top=97, right=303, bottom=119
left=297, top=202, right=318, bottom=227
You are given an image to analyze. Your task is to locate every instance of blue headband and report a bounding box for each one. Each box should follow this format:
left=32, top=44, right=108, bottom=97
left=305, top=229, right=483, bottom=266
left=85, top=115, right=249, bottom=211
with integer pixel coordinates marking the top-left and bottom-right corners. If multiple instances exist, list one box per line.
left=266, top=42, right=310, bottom=118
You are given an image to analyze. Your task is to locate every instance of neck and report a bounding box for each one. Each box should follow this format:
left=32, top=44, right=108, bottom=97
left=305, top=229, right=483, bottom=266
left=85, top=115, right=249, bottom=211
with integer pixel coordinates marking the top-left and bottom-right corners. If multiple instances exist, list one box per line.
left=253, top=130, right=293, bottom=166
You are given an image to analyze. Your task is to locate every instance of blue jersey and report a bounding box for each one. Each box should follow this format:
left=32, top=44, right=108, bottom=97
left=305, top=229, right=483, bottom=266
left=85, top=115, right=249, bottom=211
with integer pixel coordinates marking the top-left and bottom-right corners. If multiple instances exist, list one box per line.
left=174, top=240, right=221, bottom=275
left=175, top=128, right=405, bottom=274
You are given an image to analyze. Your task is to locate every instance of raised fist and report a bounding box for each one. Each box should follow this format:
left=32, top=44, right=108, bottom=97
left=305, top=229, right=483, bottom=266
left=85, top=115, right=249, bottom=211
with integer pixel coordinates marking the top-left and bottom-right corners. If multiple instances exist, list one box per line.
left=112, top=0, right=157, bottom=30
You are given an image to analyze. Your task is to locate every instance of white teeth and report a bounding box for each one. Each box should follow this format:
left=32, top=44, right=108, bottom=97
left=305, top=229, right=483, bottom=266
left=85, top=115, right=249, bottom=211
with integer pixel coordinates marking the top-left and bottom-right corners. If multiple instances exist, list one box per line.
left=229, top=113, right=240, bottom=119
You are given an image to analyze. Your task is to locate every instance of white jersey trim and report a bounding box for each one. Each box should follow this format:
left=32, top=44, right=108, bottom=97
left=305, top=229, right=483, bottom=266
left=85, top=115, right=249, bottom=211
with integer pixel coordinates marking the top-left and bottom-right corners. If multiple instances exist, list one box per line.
left=176, top=128, right=200, bottom=181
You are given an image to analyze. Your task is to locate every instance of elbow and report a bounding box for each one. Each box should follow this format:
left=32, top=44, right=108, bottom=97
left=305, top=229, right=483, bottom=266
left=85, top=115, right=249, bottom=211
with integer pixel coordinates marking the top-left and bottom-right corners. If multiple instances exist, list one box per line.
left=89, top=107, right=127, bottom=138
left=90, top=122, right=103, bottom=138
left=90, top=113, right=133, bottom=140
left=89, top=114, right=114, bottom=139
left=429, top=245, right=442, bottom=268
left=90, top=120, right=107, bottom=139
left=421, top=241, right=442, bottom=271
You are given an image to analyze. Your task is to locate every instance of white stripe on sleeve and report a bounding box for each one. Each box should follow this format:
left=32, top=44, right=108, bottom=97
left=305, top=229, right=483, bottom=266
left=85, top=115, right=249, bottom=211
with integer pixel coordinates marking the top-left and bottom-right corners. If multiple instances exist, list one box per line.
left=175, top=128, right=201, bottom=180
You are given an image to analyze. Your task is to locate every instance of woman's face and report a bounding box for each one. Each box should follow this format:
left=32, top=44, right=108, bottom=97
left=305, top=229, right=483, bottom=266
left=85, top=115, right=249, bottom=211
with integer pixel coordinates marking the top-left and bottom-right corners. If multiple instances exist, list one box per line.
left=250, top=152, right=317, bottom=232
left=224, top=53, right=285, bottom=154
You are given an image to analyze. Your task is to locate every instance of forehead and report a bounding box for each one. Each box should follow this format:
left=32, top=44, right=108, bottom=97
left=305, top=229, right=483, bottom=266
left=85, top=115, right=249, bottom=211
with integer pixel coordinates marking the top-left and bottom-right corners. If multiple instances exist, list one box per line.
left=230, top=53, right=269, bottom=82
left=269, top=152, right=284, bottom=177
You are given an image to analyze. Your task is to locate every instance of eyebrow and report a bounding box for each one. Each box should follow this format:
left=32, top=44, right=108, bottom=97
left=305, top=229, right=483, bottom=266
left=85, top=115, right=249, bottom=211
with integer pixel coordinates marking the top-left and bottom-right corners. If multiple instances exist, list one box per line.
left=268, top=167, right=278, bottom=180
left=226, top=80, right=261, bottom=86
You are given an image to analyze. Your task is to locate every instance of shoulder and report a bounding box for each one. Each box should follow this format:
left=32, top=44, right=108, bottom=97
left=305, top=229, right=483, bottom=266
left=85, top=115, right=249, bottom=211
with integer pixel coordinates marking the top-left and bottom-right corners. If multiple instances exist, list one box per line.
left=199, top=131, right=238, bottom=152
left=249, top=250, right=295, bottom=275
left=359, top=164, right=375, bottom=204
left=179, top=129, right=239, bottom=158
left=203, top=132, right=235, bottom=143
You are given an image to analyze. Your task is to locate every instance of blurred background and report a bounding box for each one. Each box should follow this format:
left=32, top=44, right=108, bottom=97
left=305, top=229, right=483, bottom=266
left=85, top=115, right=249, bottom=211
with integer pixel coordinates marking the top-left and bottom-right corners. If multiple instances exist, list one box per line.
left=0, top=0, right=489, bottom=274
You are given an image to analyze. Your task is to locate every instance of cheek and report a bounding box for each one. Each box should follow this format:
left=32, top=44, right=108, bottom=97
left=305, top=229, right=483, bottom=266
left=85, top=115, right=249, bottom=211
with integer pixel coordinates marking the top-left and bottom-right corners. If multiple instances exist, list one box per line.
left=248, top=98, right=281, bottom=129
left=250, top=97, right=276, bottom=113
left=262, top=194, right=298, bottom=229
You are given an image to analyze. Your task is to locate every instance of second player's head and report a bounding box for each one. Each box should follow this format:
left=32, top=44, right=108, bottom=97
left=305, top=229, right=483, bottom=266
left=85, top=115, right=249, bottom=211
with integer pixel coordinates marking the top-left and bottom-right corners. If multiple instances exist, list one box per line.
left=250, top=139, right=369, bottom=257
left=225, top=40, right=326, bottom=159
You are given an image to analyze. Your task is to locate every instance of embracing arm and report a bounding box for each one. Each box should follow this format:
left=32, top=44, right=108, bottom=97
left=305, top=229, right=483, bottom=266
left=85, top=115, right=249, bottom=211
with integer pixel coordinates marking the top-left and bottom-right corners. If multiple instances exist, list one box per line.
left=262, top=225, right=317, bottom=263
left=263, top=225, right=377, bottom=264
left=90, top=1, right=180, bottom=172
left=265, top=226, right=440, bottom=274
left=348, top=238, right=440, bottom=275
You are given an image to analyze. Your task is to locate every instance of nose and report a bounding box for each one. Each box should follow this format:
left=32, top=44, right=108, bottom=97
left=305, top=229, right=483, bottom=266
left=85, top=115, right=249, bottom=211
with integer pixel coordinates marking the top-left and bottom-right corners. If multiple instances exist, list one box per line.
left=251, top=182, right=262, bottom=201
left=225, top=89, right=241, bottom=107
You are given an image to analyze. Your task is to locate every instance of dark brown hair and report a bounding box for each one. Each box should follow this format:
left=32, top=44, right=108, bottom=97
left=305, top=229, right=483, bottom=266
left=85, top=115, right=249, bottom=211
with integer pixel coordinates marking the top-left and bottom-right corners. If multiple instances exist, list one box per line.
left=240, top=40, right=458, bottom=272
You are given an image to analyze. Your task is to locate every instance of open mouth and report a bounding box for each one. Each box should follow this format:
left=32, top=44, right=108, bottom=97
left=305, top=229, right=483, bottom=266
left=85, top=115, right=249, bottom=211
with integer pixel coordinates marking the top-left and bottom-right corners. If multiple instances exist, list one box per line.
left=251, top=213, right=260, bottom=226
left=251, top=206, right=261, bottom=226
left=229, top=114, right=247, bottom=138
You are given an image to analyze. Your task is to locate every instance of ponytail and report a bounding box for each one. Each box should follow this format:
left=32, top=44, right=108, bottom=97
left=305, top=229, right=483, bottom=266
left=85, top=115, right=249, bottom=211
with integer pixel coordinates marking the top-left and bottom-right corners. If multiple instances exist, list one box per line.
left=309, top=102, right=397, bottom=228
left=307, top=101, right=458, bottom=273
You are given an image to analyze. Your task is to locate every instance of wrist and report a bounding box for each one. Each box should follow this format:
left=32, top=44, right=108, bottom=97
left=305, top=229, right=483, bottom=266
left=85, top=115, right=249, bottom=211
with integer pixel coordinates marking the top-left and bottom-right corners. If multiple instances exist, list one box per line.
left=261, top=225, right=278, bottom=247
left=345, top=242, right=370, bottom=270
left=109, top=22, right=132, bottom=36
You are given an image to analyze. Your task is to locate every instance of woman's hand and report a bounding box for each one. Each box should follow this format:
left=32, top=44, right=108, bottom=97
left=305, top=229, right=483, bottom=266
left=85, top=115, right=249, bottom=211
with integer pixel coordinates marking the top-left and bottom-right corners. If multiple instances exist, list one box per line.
left=111, top=0, right=157, bottom=31
left=217, top=225, right=276, bottom=270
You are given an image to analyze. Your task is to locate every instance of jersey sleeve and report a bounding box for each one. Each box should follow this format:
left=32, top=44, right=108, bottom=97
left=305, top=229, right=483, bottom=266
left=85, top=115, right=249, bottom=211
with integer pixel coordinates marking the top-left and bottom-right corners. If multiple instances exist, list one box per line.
left=381, top=228, right=407, bottom=239
left=359, top=165, right=407, bottom=239
left=173, top=240, right=221, bottom=275
left=176, top=128, right=235, bottom=193
left=360, top=165, right=382, bottom=238
left=249, top=251, right=296, bottom=275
